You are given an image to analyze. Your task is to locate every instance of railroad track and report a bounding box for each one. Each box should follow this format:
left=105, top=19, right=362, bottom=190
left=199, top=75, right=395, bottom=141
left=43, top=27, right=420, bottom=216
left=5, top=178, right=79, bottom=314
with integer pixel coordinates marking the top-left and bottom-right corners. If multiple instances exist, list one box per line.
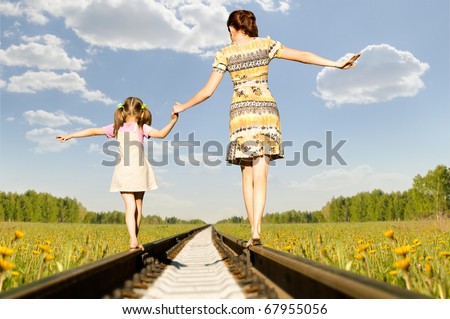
left=1, top=225, right=427, bottom=299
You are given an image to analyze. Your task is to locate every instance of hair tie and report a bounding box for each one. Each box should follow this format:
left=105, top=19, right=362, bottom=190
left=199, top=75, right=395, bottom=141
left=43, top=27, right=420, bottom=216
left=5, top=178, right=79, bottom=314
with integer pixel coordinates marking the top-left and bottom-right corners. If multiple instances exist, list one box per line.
left=141, top=103, right=147, bottom=110
left=117, top=102, right=124, bottom=109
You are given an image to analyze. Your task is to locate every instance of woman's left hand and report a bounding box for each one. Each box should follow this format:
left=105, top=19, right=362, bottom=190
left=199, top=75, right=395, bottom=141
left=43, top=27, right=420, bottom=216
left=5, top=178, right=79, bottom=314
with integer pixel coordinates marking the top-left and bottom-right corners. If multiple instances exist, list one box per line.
left=172, top=102, right=185, bottom=114
left=339, top=52, right=361, bottom=69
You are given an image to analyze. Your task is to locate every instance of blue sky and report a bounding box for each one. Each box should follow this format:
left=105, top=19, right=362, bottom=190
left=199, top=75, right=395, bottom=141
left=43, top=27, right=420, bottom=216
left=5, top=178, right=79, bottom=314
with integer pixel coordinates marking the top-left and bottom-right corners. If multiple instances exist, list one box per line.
left=1, top=0, right=449, bottom=224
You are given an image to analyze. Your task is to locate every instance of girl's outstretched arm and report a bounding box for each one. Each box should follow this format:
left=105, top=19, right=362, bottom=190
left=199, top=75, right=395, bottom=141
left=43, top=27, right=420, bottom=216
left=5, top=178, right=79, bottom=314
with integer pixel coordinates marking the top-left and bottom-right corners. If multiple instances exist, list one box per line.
left=56, top=128, right=105, bottom=142
left=172, top=71, right=224, bottom=114
left=279, top=47, right=361, bottom=69
left=148, top=112, right=179, bottom=139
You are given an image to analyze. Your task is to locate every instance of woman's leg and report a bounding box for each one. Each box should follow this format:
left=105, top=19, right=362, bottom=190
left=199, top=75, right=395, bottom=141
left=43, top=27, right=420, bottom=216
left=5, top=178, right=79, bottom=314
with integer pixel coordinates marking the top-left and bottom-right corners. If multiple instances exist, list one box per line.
left=251, top=155, right=270, bottom=240
left=241, top=164, right=254, bottom=235
left=121, top=192, right=139, bottom=248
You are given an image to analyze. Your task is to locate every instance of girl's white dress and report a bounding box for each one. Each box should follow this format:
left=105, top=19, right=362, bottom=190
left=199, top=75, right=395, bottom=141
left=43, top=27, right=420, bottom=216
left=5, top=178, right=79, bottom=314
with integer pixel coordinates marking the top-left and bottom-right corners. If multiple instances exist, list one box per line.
left=109, top=125, right=158, bottom=192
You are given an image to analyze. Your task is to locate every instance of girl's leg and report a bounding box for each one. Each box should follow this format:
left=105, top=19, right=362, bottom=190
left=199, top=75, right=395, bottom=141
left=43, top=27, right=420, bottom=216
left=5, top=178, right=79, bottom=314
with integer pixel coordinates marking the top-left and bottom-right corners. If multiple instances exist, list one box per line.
left=134, top=192, right=145, bottom=238
left=251, top=155, right=270, bottom=240
left=241, top=164, right=254, bottom=235
left=121, top=192, right=139, bottom=248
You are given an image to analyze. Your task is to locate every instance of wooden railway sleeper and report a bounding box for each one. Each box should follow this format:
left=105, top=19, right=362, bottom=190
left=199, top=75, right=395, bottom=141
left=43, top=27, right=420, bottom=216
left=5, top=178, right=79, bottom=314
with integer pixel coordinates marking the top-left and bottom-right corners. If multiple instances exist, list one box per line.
left=212, top=231, right=279, bottom=299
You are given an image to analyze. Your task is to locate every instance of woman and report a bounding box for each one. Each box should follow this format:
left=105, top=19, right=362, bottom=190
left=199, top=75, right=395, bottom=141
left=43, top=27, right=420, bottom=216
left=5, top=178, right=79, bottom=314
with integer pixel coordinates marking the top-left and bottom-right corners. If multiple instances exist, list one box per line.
left=172, top=10, right=360, bottom=246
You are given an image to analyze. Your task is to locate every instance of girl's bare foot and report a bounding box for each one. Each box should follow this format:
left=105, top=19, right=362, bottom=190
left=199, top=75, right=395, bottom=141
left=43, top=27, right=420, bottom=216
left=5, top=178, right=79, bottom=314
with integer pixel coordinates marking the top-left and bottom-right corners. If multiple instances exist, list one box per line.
left=130, top=241, right=144, bottom=251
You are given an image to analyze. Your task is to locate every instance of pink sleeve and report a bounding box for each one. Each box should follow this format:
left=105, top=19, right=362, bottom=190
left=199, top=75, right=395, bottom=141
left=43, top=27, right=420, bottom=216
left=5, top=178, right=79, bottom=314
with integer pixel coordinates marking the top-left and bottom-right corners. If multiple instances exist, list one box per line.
left=143, top=124, right=154, bottom=138
left=102, top=124, right=115, bottom=138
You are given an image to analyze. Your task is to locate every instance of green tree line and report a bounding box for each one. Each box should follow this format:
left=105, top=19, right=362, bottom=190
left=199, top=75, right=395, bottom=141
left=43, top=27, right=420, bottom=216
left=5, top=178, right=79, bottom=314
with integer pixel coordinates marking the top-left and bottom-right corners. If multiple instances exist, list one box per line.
left=216, top=210, right=324, bottom=224
left=0, top=190, right=205, bottom=224
left=218, top=164, right=449, bottom=224
left=2, top=165, right=448, bottom=224
left=325, top=164, right=449, bottom=222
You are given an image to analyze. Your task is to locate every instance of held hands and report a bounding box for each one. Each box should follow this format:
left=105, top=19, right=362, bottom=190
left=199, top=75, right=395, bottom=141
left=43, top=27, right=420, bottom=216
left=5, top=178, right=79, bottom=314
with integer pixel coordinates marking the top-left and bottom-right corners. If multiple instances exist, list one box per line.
left=171, top=110, right=179, bottom=121
left=338, top=52, right=361, bottom=69
left=172, top=102, right=185, bottom=115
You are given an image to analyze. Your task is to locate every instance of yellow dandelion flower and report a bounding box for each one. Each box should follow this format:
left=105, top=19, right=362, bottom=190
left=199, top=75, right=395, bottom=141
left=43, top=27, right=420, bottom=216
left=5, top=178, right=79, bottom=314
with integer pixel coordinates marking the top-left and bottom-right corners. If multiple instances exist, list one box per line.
left=413, top=239, right=422, bottom=246
left=388, top=270, right=397, bottom=276
left=384, top=229, right=395, bottom=239
left=394, top=245, right=411, bottom=256
left=0, top=246, right=16, bottom=257
left=283, top=245, right=292, bottom=251
left=354, top=254, right=365, bottom=260
left=439, top=251, right=450, bottom=258
left=424, top=262, right=433, bottom=278
left=368, top=249, right=377, bottom=254
left=44, top=255, right=54, bottom=262
left=425, top=256, right=433, bottom=261
left=357, top=239, right=364, bottom=245
left=394, top=257, right=411, bottom=271
left=356, top=244, right=370, bottom=253
left=44, top=240, right=51, bottom=245
left=0, top=258, right=15, bottom=271
left=38, top=244, right=53, bottom=254
left=11, top=271, right=20, bottom=276
left=32, top=250, right=40, bottom=255
left=320, top=247, right=329, bottom=254
left=14, top=230, right=25, bottom=240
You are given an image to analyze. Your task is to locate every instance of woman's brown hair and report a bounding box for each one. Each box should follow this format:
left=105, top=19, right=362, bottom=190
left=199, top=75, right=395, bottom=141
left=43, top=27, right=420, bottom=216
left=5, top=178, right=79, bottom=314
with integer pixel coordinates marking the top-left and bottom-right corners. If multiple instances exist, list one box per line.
left=113, top=97, right=152, bottom=138
left=227, top=10, right=258, bottom=37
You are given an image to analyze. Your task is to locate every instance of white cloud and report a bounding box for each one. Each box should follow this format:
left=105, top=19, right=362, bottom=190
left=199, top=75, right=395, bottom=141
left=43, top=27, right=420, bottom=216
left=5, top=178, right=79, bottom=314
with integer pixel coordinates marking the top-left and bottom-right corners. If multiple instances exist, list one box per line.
left=255, top=0, right=290, bottom=12
left=0, top=0, right=290, bottom=53
left=6, top=71, right=115, bottom=104
left=287, top=164, right=411, bottom=195
left=23, top=109, right=95, bottom=127
left=25, top=127, right=73, bottom=153
left=0, top=34, right=86, bottom=70
left=0, top=0, right=48, bottom=24
left=315, top=44, right=430, bottom=107
left=0, top=1, right=22, bottom=17
left=88, top=143, right=103, bottom=154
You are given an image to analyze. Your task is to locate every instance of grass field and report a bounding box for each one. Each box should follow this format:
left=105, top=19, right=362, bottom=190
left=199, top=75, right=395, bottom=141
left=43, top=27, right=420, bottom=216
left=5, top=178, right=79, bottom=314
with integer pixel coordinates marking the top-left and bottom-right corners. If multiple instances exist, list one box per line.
left=215, top=220, right=450, bottom=298
left=0, top=222, right=199, bottom=293
left=1, top=221, right=449, bottom=298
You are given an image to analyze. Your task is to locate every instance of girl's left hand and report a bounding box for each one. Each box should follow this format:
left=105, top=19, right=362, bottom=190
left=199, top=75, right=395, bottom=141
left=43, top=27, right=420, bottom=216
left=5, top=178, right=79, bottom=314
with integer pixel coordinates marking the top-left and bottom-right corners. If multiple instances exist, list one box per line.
left=339, top=52, right=361, bottom=69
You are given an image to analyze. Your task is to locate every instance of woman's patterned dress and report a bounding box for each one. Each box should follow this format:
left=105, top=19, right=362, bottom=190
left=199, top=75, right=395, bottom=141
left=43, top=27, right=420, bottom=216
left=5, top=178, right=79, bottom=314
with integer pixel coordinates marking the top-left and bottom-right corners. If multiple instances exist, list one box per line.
left=212, top=37, right=284, bottom=166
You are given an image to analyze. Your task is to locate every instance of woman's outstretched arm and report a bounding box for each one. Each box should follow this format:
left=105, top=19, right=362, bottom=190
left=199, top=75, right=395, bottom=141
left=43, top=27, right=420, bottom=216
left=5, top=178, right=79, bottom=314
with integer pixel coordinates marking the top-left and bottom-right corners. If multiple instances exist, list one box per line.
left=56, top=128, right=105, bottom=142
left=172, top=71, right=224, bottom=113
left=279, top=47, right=361, bottom=69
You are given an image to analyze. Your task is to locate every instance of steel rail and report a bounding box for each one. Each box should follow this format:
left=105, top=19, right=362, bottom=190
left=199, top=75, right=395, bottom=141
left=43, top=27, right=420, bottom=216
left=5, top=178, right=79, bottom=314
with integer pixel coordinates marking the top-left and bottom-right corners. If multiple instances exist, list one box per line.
left=213, top=227, right=429, bottom=299
left=1, top=225, right=209, bottom=299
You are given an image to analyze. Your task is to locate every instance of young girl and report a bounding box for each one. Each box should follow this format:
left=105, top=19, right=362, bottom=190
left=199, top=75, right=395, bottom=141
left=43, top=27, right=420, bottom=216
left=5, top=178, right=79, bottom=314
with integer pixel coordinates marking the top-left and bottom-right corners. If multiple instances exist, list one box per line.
left=172, top=10, right=360, bottom=246
left=57, top=97, right=178, bottom=250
